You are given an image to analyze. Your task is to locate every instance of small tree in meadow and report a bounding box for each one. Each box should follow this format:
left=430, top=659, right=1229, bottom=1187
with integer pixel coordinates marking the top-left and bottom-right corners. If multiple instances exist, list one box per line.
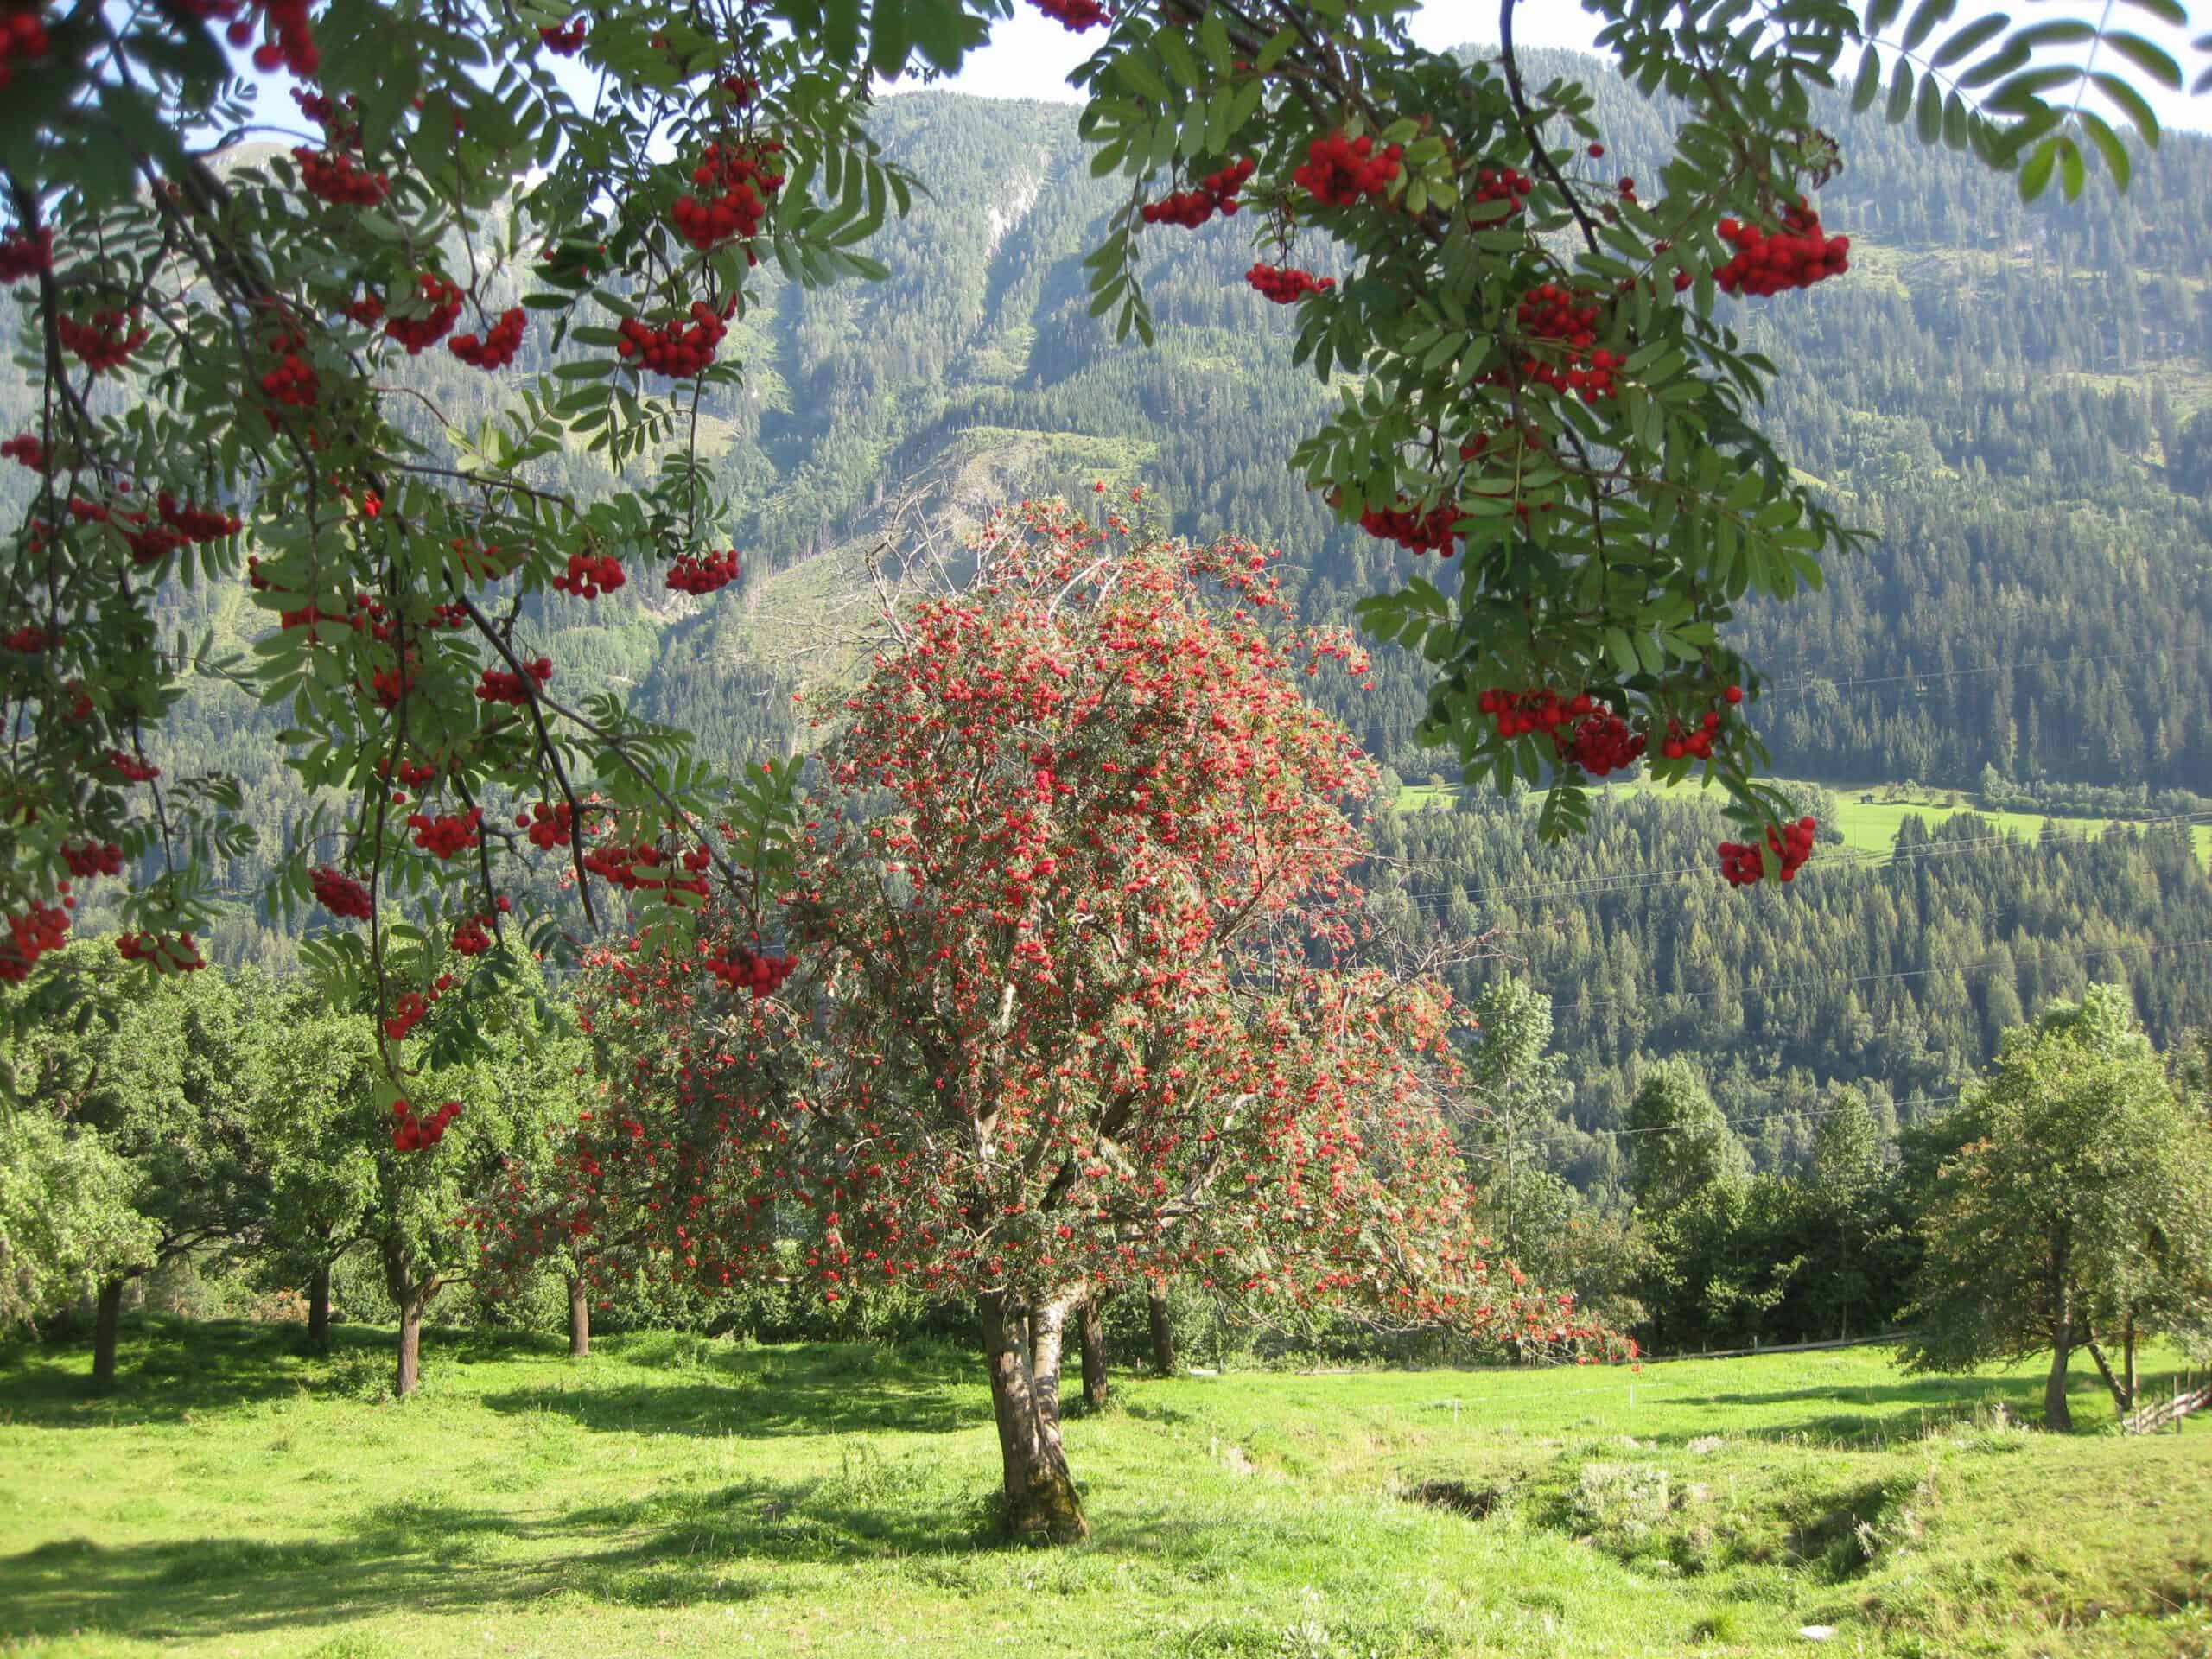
left=512, top=504, right=1591, bottom=1541
left=250, top=985, right=383, bottom=1346
left=0, top=941, right=268, bottom=1392
left=1902, top=986, right=2212, bottom=1429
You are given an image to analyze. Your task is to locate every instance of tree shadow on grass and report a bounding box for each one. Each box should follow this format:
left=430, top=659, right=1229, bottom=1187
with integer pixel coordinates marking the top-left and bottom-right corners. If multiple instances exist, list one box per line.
left=0, top=1469, right=1018, bottom=1649
left=1635, top=1370, right=2126, bottom=1444
left=0, top=1318, right=574, bottom=1429
left=480, top=1342, right=987, bottom=1440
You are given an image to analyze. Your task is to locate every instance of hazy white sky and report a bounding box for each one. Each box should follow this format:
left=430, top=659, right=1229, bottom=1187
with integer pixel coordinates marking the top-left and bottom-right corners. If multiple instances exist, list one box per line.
left=893, top=2, right=2208, bottom=135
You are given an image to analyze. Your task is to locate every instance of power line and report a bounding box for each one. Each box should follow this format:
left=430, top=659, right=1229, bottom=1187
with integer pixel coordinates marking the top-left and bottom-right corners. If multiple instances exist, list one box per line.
left=1550, top=931, right=2212, bottom=1021
left=1381, top=808, right=2211, bottom=912
left=1764, top=639, right=2209, bottom=698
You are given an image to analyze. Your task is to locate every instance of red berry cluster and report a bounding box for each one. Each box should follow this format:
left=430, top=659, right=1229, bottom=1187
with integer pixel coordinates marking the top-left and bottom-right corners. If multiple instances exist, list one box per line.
left=242, top=0, right=318, bottom=77
left=477, top=656, right=552, bottom=705
left=58, top=309, right=150, bottom=373
left=0, top=224, right=51, bottom=281
left=293, top=146, right=387, bottom=206
left=519, top=800, right=575, bottom=850
left=117, top=931, right=207, bottom=972
left=3, top=624, right=48, bottom=652
left=370, top=662, right=413, bottom=706
left=310, top=864, right=374, bottom=919
left=551, top=551, right=624, bottom=599
left=1471, top=165, right=1533, bottom=218
left=538, top=17, right=584, bottom=54
left=1659, top=706, right=1727, bottom=761
left=671, top=140, right=786, bottom=252
left=391, top=1097, right=462, bottom=1151
left=1560, top=708, right=1646, bottom=776
left=581, top=840, right=709, bottom=901
left=705, top=946, right=797, bottom=998
left=449, top=307, right=524, bottom=369
left=109, top=750, right=160, bottom=783
left=0, top=5, right=51, bottom=91
left=1511, top=283, right=1618, bottom=404
left=384, top=990, right=428, bottom=1041
left=666, top=548, right=740, bottom=594
left=615, top=303, right=728, bottom=378
left=158, top=493, right=240, bottom=542
left=3, top=433, right=45, bottom=470
left=1140, top=157, right=1255, bottom=228
left=1246, top=263, right=1335, bottom=304
left=1359, top=499, right=1459, bottom=556
left=450, top=914, right=493, bottom=955
left=111, top=493, right=239, bottom=565
left=342, top=293, right=383, bottom=327
left=291, top=86, right=359, bottom=145
left=0, top=901, right=69, bottom=982
left=1478, top=686, right=1651, bottom=777
left=62, top=840, right=124, bottom=879
left=1714, top=200, right=1849, bottom=296
left=383, top=273, right=463, bottom=354
left=408, top=806, right=483, bottom=859
left=1293, top=130, right=1402, bottom=207
left=1719, top=817, right=1818, bottom=886
left=260, top=348, right=316, bottom=408
left=1027, top=0, right=1108, bottom=29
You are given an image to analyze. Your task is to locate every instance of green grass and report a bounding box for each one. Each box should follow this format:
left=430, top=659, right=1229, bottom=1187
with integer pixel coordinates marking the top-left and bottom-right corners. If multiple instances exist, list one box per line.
left=1394, top=776, right=2212, bottom=866
left=3, top=1323, right=2208, bottom=1657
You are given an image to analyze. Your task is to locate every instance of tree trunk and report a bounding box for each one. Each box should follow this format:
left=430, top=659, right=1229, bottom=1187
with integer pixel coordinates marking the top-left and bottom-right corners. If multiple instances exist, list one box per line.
left=2123, top=1312, right=2137, bottom=1408
left=381, top=1236, right=435, bottom=1400
left=396, top=1300, right=423, bottom=1399
left=1077, top=1295, right=1109, bottom=1411
left=2087, top=1339, right=2129, bottom=1414
left=1147, top=1282, right=1177, bottom=1376
left=1032, top=1297, right=1071, bottom=1429
left=2044, top=1239, right=2074, bottom=1432
left=92, top=1276, right=124, bottom=1397
left=308, top=1262, right=332, bottom=1350
left=978, top=1291, right=1086, bottom=1541
left=568, top=1274, right=590, bottom=1358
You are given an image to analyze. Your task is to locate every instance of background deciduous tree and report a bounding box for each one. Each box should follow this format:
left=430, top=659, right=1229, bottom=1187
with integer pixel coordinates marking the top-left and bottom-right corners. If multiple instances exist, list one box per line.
left=1901, top=984, right=2212, bottom=1429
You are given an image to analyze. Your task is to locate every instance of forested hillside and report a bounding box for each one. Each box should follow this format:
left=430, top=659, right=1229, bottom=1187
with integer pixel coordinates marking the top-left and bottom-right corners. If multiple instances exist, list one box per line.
left=9, top=56, right=2208, bottom=1128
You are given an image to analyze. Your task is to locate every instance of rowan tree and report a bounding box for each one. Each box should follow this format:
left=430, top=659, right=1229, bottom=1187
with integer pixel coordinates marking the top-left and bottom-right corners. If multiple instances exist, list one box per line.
left=2, top=0, right=2198, bottom=1071
left=504, top=503, right=1603, bottom=1540
left=1901, top=986, right=2212, bottom=1429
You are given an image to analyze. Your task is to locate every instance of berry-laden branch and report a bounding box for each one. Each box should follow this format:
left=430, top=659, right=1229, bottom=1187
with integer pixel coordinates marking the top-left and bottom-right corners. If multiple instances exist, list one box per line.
left=0, top=0, right=2192, bottom=1014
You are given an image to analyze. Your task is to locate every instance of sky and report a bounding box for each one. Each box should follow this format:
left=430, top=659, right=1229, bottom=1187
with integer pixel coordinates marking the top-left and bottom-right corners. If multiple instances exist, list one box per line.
left=891, top=2, right=2209, bottom=136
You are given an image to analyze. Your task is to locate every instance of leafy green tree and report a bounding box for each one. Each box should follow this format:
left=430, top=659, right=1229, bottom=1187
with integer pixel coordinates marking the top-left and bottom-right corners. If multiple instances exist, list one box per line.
left=0, top=1109, right=157, bottom=1334
left=0, top=941, right=268, bottom=1392
left=249, top=987, right=382, bottom=1347
left=1901, top=986, right=2212, bottom=1429
left=1797, top=1087, right=1913, bottom=1342
left=359, top=957, right=588, bottom=1397
left=1460, top=976, right=1572, bottom=1260
left=1626, top=1058, right=1748, bottom=1217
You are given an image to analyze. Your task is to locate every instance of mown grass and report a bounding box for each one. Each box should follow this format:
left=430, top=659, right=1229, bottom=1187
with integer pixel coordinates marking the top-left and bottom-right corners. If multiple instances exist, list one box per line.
left=2, top=1320, right=2207, bottom=1658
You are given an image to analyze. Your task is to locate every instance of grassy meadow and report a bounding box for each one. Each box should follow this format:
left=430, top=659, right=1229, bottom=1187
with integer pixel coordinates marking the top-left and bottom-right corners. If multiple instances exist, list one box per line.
left=3, top=1321, right=2208, bottom=1658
